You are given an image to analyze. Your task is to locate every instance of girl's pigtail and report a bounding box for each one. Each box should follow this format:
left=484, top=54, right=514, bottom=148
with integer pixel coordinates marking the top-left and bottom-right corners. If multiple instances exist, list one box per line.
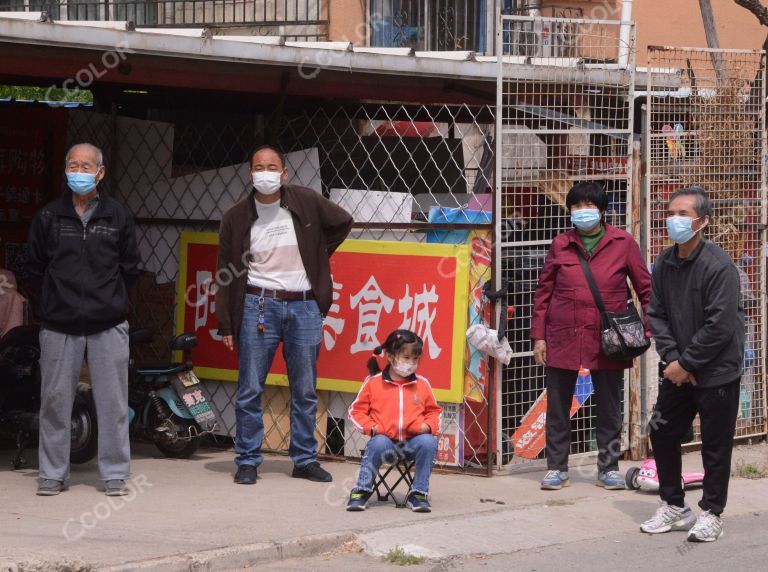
left=366, top=345, right=384, bottom=376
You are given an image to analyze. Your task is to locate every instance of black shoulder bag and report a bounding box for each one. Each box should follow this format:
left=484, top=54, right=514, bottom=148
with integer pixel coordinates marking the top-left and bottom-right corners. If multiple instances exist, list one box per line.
left=575, top=248, right=650, bottom=361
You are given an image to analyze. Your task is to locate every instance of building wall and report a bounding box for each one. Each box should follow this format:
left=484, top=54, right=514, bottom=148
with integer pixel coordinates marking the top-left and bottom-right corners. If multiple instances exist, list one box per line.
left=632, top=0, right=766, bottom=65
left=328, top=0, right=365, bottom=44
left=327, top=1, right=767, bottom=57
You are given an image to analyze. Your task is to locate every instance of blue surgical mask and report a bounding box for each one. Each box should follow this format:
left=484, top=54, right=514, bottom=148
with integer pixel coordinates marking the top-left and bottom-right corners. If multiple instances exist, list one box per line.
left=666, top=215, right=703, bottom=244
left=66, top=172, right=98, bottom=195
left=571, top=208, right=601, bottom=231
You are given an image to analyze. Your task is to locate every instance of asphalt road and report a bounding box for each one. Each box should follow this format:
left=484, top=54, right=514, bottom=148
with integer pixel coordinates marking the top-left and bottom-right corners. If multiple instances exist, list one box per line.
left=266, top=511, right=768, bottom=572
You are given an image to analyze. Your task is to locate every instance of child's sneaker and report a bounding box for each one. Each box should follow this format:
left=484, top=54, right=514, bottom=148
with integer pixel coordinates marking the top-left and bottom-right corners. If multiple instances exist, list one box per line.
left=640, top=501, right=695, bottom=534
left=405, top=491, right=431, bottom=513
left=687, top=510, right=723, bottom=542
left=346, top=490, right=372, bottom=511
left=540, top=470, right=570, bottom=490
left=596, top=470, right=626, bottom=490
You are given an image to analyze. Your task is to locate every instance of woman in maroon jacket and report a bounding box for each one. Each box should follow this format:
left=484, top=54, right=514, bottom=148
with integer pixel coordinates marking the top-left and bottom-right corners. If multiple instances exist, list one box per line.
left=531, top=182, right=651, bottom=491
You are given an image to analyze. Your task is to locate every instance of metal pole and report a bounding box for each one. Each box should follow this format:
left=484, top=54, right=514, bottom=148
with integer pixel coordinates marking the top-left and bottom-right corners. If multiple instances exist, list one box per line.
left=492, top=0, right=504, bottom=474
left=618, top=0, right=633, bottom=68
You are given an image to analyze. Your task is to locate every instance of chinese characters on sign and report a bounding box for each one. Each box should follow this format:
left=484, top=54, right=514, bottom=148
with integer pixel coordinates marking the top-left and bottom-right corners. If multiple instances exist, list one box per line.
left=0, top=106, right=68, bottom=269
left=176, top=235, right=470, bottom=403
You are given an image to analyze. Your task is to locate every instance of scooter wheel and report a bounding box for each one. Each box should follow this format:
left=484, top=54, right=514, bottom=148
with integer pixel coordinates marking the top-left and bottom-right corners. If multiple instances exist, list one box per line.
left=625, top=467, right=641, bottom=490
left=148, top=401, right=200, bottom=459
left=70, top=384, right=99, bottom=464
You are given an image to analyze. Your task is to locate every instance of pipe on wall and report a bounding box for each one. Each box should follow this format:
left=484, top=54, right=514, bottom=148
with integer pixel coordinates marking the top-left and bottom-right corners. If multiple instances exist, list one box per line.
left=619, top=0, right=633, bottom=67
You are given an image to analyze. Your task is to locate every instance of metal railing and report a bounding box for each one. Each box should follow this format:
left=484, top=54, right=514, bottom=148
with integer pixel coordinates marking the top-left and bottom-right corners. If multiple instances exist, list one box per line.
left=368, top=0, right=491, bottom=52
left=506, top=4, right=583, bottom=19
left=366, top=1, right=585, bottom=55
left=502, top=6, right=585, bottom=58
left=0, top=1, right=329, bottom=38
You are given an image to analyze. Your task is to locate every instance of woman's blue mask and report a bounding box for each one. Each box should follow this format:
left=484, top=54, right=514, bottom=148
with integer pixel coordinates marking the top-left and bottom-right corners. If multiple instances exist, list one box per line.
left=571, top=208, right=601, bottom=231
left=666, top=215, right=702, bottom=244
left=66, top=172, right=98, bottom=195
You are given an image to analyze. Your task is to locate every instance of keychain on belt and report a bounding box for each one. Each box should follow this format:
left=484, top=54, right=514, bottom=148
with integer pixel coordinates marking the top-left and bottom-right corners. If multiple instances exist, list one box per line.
left=257, top=297, right=266, bottom=333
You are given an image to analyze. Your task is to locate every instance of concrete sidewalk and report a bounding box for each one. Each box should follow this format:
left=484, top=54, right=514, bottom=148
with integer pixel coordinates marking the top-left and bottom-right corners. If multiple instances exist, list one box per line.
left=1, top=441, right=766, bottom=571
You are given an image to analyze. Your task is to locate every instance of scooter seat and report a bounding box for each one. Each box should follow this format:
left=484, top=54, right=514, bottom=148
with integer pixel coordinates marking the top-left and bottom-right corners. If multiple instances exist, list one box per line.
left=135, top=363, right=184, bottom=377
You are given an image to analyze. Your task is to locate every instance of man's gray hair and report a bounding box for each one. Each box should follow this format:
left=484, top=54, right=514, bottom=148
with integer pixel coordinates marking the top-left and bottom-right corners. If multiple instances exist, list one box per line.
left=65, top=143, right=104, bottom=166
left=669, top=186, right=711, bottom=219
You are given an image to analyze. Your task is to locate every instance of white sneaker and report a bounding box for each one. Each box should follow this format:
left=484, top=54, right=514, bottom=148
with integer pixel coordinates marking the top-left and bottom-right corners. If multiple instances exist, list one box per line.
left=687, top=510, right=723, bottom=542
left=640, top=501, right=696, bottom=534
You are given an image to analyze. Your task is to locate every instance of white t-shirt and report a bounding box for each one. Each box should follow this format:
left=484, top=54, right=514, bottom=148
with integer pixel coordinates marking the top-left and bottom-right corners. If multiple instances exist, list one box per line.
left=247, top=198, right=311, bottom=292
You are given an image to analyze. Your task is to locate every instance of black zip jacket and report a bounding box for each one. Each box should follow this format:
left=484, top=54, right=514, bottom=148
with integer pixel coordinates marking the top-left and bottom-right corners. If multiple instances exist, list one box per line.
left=26, top=190, right=140, bottom=336
left=648, top=239, right=744, bottom=387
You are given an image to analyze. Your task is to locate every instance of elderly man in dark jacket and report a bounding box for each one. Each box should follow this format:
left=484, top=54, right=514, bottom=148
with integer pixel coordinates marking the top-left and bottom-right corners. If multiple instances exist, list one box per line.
left=216, top=144, right=353, bottom=486
left=27, top=143, right=139, bottom=497
left=641, top=187, right=744, bottom=543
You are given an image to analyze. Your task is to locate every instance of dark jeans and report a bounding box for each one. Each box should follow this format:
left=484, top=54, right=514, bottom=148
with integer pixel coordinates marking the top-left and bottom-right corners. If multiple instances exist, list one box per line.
left=355, top=434, right=438, bottom=494
left=649, top=379, right=740, bottom=516
left=235, top=294, right=323, bottom=468
left=545, top=367, right=623, bottom=472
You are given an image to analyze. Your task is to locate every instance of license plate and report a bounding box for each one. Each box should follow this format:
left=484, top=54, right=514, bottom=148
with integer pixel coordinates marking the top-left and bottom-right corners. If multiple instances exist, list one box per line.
left=172, top=371, right=217, bottom=429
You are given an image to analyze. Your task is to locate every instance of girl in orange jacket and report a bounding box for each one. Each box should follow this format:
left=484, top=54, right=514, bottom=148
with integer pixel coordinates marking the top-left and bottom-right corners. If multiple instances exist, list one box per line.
left=346, top=329, right=442, bottom=513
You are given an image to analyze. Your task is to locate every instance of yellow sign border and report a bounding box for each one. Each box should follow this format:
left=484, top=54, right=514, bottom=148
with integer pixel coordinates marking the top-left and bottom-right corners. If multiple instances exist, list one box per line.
left=176, top=233, right=470, bottom=403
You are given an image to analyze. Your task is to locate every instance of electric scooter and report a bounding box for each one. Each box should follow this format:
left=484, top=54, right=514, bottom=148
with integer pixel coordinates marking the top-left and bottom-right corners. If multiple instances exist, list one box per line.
left=128, top=329, right=219, bottom=458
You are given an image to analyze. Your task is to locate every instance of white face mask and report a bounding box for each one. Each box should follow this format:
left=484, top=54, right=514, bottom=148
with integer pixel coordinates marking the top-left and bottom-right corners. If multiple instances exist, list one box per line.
left=252, top=171, right=282, bottom=195
left=391, top=359, right=417, bottom=378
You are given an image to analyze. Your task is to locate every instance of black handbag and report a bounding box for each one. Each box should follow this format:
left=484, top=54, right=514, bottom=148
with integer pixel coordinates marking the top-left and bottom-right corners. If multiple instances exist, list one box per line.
left=576, top=249, right=650, bottom=361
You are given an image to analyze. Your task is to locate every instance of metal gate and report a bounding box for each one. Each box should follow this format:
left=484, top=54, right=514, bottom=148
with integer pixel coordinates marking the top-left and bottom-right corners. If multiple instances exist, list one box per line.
left=495, top=13, right=637, bottom=469
left=645, top=47, right=768, bottom=444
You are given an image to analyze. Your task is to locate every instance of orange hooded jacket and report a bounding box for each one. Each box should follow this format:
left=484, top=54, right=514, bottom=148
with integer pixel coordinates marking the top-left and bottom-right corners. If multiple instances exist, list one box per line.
left=348, top=368, right=442, bottom=441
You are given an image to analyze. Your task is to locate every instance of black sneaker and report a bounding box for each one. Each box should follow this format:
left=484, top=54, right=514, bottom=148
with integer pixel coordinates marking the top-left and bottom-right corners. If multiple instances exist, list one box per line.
left=36, top=479, right=64, bottom=496
left=291, top=461, right=332, bottom=482
left=234, top=464, right=257, bottom=485
left=346, top=489, right=372, bottom=511
left=405, top=491, right=431, bottom=513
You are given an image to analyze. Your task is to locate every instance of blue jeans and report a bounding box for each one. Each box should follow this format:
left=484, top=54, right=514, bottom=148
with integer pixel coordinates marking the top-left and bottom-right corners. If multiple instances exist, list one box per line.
left=355, top=434, right=438, bottom=495
left=236, top=293, right=322, bottom=468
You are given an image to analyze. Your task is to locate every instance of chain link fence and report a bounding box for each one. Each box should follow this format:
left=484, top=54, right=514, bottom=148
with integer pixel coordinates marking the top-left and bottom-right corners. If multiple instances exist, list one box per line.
left=60, top=100, right=496, bottom=472
left=645, top=47, right=768, bottom=445
left=495, top=14, right=637, bottom=469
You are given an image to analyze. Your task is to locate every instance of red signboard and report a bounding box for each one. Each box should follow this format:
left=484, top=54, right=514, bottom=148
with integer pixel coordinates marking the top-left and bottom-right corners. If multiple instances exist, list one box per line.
left=176, top=234, right=470, bottom=402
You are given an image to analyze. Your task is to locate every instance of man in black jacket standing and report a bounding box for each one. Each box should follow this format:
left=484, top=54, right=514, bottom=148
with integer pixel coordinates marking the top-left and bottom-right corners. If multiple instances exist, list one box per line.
left=27, top=143, right=139, bottom=496
left=641, top=187, right=744, bottom=542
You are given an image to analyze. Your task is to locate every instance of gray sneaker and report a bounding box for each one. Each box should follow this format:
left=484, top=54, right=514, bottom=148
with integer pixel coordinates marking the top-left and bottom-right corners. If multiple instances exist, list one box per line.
left=687, top=510, right=723, bottom=542
left=640, top=501, right=696, bottom=534
left=105, top=479, right=129, bottom=496
left=36, top=479, right=64, bottom=496
left=541, top=470, right=570, bottom=490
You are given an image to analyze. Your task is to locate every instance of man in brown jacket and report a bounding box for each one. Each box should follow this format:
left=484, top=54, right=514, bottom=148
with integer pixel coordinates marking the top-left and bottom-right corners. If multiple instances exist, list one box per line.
left=217, top=145, right=353, bottom=485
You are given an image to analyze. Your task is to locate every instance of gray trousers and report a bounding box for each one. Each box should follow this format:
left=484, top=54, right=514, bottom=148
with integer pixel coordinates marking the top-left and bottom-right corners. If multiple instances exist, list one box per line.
left=38, top=321, right=131, bottom=481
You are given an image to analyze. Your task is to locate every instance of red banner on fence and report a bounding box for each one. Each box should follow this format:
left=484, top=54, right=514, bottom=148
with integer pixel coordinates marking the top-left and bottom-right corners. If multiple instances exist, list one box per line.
left=176, top=234, right=470, bottom=402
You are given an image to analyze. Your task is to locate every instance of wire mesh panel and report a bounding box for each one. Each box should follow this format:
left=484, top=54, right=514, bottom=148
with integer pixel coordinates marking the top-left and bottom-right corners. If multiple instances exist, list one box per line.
left=60, top=100, right=496, bottom=472
left=495, top=14, right=636, bottom=469
left=645, top=47, right=767, bottom=443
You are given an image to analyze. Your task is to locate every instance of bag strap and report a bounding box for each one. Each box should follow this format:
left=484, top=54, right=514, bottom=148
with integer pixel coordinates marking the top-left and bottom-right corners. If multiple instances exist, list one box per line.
left=575, top=247, right=607, bottom=314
